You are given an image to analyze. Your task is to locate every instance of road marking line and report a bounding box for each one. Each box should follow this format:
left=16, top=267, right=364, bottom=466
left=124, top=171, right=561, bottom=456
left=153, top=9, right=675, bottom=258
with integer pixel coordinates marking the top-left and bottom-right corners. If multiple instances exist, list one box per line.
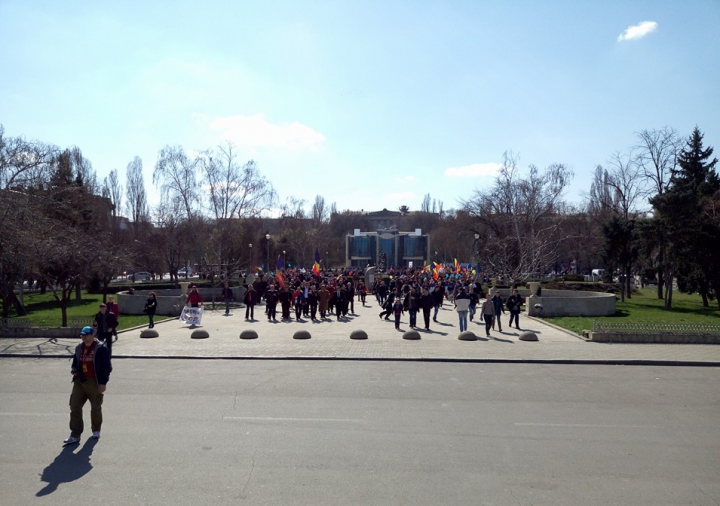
left=514, top=423, right=662, bottom=428
left=0, top=412, right=64, bottom=417
left=223, top=416, right=361, bottom=422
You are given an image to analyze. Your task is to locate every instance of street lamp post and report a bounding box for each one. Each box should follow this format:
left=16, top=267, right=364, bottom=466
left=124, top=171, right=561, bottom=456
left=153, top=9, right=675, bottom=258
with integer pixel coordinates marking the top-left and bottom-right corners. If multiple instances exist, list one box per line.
left=265, top=234, right=271, bottom=273
left=248, top=244, right=252, bottom=267
left=283, top=250, right=286, bottom=269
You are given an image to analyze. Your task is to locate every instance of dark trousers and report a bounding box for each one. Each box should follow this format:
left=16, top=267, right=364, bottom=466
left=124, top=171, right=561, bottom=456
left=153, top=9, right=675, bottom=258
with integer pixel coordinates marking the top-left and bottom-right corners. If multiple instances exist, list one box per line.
left=422, top=308, right=431, bottom=329
left=409, top=309, right=417, bottom=327
left=483, top=314, right=493, bottom=336
left=98, top=332, right=113, bottom=356
left=509, top=310, right=520, bottom=328
left=69, top=378, right=103, bottom=437
left=245, top=303, right=255, bottom=319
left=267, top=304, right=277, bottom=320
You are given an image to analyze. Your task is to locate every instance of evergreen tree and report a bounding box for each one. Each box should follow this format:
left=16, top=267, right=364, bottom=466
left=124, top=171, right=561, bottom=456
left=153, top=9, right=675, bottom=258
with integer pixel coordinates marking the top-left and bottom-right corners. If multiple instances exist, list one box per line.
left=651, top=127, right=719, bottom=308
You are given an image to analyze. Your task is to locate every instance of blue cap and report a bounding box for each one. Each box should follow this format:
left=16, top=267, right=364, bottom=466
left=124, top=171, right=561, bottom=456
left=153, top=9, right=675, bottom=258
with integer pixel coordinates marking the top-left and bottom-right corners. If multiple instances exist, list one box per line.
left=80, top=326, right=94, bottom=336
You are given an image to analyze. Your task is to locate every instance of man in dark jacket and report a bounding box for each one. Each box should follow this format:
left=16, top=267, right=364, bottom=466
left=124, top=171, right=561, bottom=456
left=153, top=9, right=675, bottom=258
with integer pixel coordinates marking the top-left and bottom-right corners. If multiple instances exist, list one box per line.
left=93, top=303, right=118, bottom=357
left=64, top=326, right=112, bottom=445
left=221, top=282, right=234, bottom=315
left=419, top=287, right=435, bottom=330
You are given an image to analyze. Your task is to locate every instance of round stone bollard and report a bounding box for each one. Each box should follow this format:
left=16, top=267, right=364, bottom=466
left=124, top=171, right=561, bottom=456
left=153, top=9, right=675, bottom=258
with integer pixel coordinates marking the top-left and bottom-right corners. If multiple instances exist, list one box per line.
left=239, top=329, right=258, bottom=340
left=190, top=329, right=210, bottom=339
left=140, top=329, right=159, bottom=339
left=519, top=331, right=539, bottom=341
left=402, top=330, right=421, bottom=340
left=350, top=330, right=368, bottom=340
left=458, top=331, right=477, bottom=341
left=293, top=330, right=312, bottom=340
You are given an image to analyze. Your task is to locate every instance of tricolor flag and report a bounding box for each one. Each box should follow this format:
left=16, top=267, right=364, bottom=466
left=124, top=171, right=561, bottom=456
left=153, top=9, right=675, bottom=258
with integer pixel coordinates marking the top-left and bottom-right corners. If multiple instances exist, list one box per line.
left=276, top=255, right=284, bottom=270
left=276, top=271, right=285, bottom=288
left=314, top=248, right=321, bottom=264
left=312, top=262, right=320, bottom=275
left=454, top=258, right=459, bottom=273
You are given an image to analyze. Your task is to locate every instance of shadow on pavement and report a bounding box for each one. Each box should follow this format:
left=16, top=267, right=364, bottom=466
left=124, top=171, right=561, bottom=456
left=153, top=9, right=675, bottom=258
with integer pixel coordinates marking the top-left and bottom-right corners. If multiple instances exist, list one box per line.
left=36, top=438, right=97, bottom=497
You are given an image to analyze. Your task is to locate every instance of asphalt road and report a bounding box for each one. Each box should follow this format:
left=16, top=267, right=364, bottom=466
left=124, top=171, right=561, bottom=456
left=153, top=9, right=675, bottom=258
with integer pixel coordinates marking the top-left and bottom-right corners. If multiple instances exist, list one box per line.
left=1, top=358, right=718, bottom=506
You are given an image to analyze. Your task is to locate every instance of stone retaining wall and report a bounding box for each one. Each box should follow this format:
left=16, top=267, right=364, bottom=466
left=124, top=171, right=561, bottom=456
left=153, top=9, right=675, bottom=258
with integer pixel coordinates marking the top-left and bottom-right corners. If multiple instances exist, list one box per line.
left=588, top=331, right=720, bottom=344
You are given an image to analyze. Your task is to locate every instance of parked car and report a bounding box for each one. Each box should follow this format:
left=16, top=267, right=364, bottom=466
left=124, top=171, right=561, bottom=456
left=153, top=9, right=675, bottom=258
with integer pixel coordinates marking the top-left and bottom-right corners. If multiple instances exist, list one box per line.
left=132, top=271, right=152, bottom=282
left=178, top=268, right=195, bottom=277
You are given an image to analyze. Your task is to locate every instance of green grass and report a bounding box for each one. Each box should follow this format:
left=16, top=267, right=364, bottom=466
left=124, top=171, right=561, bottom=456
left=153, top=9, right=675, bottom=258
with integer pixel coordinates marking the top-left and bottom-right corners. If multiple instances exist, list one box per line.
left=6, top=291, right=150, bottom=330
left=544, top=288, right=720, bottom=335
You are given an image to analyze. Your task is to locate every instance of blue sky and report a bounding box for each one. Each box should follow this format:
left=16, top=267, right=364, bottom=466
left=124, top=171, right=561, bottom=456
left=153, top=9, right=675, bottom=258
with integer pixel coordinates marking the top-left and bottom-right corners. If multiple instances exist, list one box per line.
left=1, top=0, right=719, bottom=216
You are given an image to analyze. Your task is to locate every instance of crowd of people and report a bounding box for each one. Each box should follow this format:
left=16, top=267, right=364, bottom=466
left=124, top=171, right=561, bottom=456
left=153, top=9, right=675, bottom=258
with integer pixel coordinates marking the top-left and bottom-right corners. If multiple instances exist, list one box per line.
left=212, top=266, right=528, bottom=336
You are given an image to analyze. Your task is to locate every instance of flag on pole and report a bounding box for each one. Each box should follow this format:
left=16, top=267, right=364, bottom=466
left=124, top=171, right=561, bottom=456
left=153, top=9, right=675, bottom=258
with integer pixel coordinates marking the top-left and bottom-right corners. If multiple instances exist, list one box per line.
left=276, top=271, right=285, bottom=288
left=276, top=255, right=284, bottom=270
left=312, top=262, right=320, bottom=275
left=454, top=258, right=459, bottom=273
left=314, top=248, right=321, bottom=264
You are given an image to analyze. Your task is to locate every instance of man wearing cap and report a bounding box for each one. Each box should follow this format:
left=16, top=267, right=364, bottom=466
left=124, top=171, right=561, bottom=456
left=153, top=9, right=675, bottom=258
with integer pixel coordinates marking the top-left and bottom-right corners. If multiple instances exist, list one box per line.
left=63, top=326, right=112, bottom=445
left=93, top=303, right=118, bottom=357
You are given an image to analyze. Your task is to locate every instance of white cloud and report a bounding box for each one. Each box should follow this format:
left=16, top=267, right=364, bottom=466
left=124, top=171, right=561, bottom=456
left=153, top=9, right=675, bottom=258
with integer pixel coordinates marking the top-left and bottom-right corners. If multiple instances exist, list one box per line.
left=617, top=21, right=658, bottom=42
left=196, top=113, right=325, bottom=149
left=394, top=175, right=416, bottom=183
left=444, top=162, right=501, bottom=178
left=384, top=192, right=415, bottom=201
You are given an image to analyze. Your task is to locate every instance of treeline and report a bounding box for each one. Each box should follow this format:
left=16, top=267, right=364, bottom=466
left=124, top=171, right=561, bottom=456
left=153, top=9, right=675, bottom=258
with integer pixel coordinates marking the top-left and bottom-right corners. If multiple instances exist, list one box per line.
left=1, top=124, right=718, bottom=325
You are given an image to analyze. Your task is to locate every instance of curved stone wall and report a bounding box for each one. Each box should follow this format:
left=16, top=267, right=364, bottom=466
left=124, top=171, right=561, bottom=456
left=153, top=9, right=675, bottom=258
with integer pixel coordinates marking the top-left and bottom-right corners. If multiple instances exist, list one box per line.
left=524, top=289, right=616, bottom=317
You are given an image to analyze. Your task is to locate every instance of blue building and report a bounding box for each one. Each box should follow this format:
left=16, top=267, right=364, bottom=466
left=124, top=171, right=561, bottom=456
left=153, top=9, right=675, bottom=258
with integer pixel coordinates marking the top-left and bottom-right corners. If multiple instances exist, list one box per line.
left=345, top=228, right=430, bottom=270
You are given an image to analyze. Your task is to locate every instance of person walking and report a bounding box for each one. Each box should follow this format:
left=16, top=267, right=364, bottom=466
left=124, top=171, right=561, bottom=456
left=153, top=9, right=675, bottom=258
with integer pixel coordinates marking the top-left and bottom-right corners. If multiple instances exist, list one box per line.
left=454, top=287, right=471, bottom=332
left=186, top=285, right=203, bottom=308
left=92, top=303, right=118, bottom=357
left=491, top=291, right=506, bottom=331
left=318, top=284, right=330, bottom=319
left=244, top=285, right=257, bottom=320
left=432, top=285, right=444, bottom=322
left=144, top=292, right=157, bottom=328
left=221, top=282, right=234, bottom=315
left=265, top=285, right=278, bottom=321
left=406, top=286, right=420, bottom=328
left=63, top=326, right=112, bottom=445
left=379, top=290, right=397, bottom=320
left=392, top=295, right=405, bottom=330
left=480, top=293, right=496, bottom=338
left=506, top=289, right=525, bottom=329
left=419, top=287, right=434, bottom=330
left=307, top=286, right=319, bottom=321
left=106, top=295, right=120, bottom=342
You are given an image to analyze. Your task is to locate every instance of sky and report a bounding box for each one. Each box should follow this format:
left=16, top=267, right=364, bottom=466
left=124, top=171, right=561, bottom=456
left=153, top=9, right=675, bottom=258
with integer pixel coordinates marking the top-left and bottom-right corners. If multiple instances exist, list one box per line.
left=1, top=0, right=719, bottom=217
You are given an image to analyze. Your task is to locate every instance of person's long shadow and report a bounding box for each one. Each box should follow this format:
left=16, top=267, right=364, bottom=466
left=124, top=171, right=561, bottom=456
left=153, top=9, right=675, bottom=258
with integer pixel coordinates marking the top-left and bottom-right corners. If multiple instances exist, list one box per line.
left=36, top=439, right=97, bottom=497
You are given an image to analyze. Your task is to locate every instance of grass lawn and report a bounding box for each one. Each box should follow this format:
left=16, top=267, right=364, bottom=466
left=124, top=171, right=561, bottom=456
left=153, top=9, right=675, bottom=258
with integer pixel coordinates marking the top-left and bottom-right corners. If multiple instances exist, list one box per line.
left=544, top=288, right=720, bottom=335
left=6, top=291, right=151, bottom=330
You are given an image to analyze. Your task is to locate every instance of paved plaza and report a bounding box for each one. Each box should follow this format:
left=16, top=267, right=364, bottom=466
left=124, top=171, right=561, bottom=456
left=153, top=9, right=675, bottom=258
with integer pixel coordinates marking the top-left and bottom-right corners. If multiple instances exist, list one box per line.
left=1, top=299, right=719, bottom=365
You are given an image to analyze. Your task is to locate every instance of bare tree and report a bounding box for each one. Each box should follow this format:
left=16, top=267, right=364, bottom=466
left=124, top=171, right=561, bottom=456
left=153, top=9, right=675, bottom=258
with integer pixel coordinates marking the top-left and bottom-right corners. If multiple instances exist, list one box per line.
left=199, top=143, right=277, bottom=220
left=311, top=194, right=328, bottom=226
left=281, top=196, right=307, bottom=219
left=421, top=194, right=432, bottom=213
left=460, top=151, right=573, bottom=281
left=635, top=127, right=680, bottom=298
left=153, top=145, right=199, bottom=220
left=125, top=156, right=148, bottom=226
left=103, top=169, right=123, bottom=218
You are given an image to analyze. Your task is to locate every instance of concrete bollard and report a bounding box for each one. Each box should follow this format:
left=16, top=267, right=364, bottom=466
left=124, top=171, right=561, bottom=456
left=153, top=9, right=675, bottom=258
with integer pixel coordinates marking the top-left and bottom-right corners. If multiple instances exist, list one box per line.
left=293, top=330, right=312, bottom=340
left=140, top=329, right=159, bottom=339
left=190, top=329, right=210, bottom=339
left=402, top=331, right=421, bottom=340
left=519, top=331, right=539, bottom=341
left=350, top=330, right=368, bottom=340
left=239, top=330, right=259, bottom=340
left=458, top=331, right=477, bottom=341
